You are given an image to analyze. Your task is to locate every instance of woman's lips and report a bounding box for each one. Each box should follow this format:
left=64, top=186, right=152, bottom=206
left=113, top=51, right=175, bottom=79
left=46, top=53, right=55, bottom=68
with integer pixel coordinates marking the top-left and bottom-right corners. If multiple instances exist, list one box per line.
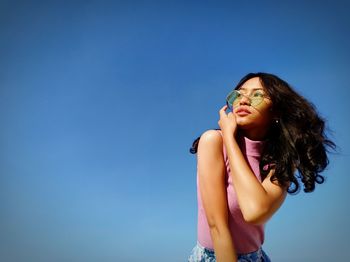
left=235, top=108, right=251, bottom=116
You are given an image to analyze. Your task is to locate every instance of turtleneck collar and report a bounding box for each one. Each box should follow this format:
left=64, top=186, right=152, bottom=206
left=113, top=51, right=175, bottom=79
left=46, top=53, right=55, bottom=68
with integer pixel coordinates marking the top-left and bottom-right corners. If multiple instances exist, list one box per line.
left=238, top=134, right=266, bottom=157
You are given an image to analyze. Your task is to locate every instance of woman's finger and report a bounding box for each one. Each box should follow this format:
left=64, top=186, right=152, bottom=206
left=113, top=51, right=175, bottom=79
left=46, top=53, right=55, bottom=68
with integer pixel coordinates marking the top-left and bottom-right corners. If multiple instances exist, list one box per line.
left=219, top=105, right=228, bottom=116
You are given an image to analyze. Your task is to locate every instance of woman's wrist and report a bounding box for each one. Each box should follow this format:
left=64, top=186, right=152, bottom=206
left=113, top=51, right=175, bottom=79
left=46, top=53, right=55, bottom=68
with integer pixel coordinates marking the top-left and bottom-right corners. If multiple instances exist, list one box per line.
left=222, top=131, right=237, bottom=145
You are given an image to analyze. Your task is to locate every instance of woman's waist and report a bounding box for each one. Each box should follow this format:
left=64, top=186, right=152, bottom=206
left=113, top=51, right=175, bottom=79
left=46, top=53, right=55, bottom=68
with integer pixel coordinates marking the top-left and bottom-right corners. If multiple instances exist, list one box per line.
left=197, top=217, right=264, bottom=253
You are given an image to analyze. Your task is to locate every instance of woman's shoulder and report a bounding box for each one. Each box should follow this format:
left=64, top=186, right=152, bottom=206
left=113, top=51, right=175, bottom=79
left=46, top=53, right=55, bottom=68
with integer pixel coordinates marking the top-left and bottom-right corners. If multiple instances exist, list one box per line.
left=198, top=129, right=224, bottom=150
left=200, top=129, right=223, bottom=139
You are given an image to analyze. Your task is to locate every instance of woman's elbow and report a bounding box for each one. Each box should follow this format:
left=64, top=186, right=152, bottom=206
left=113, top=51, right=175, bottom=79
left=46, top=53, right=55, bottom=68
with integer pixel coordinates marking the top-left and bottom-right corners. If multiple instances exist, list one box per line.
left=207, top=219, right=230, bottom=237
left=243, top=215, right=266, bottom=225
left=242, top=204, right=269, bottom=225
left=208, top=222, right=231, bottom=243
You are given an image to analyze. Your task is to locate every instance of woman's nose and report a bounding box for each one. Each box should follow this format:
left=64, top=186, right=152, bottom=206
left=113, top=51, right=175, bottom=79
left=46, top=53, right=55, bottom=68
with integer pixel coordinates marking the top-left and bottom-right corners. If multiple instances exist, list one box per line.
left=239, top=94, right=251, bottom=105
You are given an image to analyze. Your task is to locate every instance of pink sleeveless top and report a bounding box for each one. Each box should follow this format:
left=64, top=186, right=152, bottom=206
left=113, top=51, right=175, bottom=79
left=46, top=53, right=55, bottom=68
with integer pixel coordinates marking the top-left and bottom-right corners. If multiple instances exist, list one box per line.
left=196, top=131, right=266, bottom=253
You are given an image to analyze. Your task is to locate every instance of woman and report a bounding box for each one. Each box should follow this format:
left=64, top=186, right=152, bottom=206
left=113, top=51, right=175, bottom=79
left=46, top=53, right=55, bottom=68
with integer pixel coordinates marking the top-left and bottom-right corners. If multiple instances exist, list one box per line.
left=188, top=72, right=335, bottom=262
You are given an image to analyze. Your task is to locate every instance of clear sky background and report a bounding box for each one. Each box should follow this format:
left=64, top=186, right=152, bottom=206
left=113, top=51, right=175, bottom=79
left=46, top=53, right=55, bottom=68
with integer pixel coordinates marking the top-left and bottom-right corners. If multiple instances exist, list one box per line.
left=1, top=1, right=349, bottom=261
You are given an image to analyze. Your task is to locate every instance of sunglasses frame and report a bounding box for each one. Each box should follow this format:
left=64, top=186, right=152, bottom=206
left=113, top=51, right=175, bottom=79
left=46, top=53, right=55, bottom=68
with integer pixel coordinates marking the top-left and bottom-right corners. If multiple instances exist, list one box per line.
left=226, top=89, right=270, bottom=109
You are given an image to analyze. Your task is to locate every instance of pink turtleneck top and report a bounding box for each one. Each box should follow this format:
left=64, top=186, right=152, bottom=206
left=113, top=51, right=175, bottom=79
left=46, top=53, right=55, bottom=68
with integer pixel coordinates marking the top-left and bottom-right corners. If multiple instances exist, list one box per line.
left=196, top=131, right=266, bottom=254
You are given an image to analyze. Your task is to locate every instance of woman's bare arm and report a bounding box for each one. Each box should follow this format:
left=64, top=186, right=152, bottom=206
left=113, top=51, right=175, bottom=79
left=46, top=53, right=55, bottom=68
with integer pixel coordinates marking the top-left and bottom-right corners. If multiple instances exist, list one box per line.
left=217, top=105, right=288, bottom=225
left=222, top=132, right=287, bottom=225
left=197, top=130, right=237, bottom=262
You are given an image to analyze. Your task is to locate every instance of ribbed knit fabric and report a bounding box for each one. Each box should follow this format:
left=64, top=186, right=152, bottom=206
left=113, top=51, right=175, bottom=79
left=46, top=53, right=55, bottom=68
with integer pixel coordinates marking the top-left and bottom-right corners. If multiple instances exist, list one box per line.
left=196, top=131, right=266, bottom=254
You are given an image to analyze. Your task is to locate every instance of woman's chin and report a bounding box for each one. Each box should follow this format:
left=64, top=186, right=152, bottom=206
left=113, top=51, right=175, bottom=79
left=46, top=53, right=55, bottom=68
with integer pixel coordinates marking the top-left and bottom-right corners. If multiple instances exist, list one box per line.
left=235, top=118, right=253, bottom=126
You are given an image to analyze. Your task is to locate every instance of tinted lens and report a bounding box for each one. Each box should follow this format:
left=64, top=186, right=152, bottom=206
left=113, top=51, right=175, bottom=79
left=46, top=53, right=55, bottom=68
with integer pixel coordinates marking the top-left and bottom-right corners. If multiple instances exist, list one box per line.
left=226, top=90, right=240, bottom=108
left=250, top=97, right=263, bottom=106
left=226, top=90, right=265, bottom=108
left=250, top=93, right=265, bottom=106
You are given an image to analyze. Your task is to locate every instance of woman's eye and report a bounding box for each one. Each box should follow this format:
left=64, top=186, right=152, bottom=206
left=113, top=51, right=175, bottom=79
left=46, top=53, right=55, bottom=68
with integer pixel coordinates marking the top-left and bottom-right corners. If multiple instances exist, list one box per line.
left=253, top=92, right=264, bottom=97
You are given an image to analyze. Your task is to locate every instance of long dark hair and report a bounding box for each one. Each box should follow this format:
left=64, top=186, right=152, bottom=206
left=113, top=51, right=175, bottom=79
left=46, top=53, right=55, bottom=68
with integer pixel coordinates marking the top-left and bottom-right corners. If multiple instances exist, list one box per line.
left=190, top=72, right=336, bottom=194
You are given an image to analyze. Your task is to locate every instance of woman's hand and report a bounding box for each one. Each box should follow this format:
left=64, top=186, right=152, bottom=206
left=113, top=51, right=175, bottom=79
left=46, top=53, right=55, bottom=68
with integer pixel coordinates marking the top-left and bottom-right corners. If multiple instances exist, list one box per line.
left=218, top=105, right=238, bottom=139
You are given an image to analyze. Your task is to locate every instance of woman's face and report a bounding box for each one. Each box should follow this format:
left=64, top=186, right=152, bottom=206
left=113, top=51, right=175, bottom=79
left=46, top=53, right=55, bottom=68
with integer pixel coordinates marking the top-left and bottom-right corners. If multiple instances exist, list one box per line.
left=233, top=77, right=275, bottom=139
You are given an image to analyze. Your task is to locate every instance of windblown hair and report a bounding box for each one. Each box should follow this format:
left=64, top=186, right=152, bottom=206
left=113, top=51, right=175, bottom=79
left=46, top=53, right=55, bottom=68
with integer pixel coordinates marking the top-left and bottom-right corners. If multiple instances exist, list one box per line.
left=190, top=72, right=336, bottom=194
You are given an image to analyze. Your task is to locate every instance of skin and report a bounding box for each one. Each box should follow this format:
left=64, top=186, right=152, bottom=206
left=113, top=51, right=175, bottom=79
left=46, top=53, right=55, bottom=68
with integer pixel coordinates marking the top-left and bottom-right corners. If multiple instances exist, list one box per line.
left=197, top=77, right=288, bottom=262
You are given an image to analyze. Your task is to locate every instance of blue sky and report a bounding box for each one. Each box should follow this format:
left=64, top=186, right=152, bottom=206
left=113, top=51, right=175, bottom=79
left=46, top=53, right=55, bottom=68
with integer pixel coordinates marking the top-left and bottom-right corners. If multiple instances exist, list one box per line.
left=1, top=1, right=349, bottom=261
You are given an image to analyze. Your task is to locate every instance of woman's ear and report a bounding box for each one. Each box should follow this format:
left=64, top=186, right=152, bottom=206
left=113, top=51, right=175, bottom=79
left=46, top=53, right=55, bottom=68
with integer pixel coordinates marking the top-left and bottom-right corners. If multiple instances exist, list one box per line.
left=270, top=108, right=281, bottom=123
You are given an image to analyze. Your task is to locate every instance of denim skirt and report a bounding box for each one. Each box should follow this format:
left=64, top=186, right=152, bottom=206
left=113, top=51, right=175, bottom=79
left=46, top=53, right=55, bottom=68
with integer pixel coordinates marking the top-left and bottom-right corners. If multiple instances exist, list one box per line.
left=188, top=242, right=271, bottom=262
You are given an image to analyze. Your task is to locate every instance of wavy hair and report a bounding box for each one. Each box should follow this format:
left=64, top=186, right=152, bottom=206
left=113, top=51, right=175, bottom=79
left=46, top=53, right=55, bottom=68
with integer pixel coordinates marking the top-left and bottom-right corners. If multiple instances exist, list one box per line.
left=190, top=72, right=336, bottom=194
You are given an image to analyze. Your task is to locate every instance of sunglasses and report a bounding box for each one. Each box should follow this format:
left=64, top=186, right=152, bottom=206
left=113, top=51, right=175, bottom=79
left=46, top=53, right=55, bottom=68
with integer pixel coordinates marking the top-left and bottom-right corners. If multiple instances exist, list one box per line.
left=226, top=90, right=270, bottom=109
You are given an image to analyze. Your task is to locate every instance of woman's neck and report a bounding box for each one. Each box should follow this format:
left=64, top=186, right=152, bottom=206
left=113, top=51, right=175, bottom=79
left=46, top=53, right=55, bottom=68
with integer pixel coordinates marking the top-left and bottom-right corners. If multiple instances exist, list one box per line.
left=238, top=129, right=267, bottom=141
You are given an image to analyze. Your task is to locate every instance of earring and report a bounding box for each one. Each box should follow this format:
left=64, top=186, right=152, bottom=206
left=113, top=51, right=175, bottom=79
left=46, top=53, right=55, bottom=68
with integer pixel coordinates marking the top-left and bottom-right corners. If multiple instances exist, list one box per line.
left=274, top=119, right=279, bottom=124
